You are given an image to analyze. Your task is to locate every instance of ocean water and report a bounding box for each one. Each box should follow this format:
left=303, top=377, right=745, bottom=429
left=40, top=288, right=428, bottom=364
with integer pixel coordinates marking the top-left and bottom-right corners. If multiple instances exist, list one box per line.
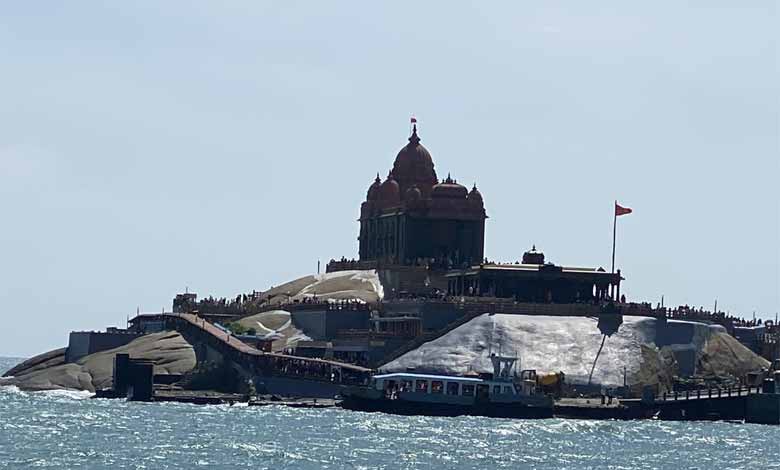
left=1, top=357, right=778, bottom=469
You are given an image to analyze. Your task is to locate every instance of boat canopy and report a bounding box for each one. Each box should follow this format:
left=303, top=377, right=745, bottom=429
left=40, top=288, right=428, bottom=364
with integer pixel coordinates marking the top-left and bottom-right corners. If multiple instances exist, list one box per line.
left=374, top=372, right=484, bottom=383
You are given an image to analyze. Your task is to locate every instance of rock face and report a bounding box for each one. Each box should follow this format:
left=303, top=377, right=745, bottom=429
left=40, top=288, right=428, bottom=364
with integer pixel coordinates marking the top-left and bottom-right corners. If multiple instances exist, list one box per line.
left=382, top=314, right=769, bottom=391
left=2, top=347, right=67, bottom=378
left=236, top=310, right=311, bottom=351
left=698, top=331, right=769, bottom=379
left=261, top=270, right=384, bottom=304
left=0, top=332, right=196, bottom=392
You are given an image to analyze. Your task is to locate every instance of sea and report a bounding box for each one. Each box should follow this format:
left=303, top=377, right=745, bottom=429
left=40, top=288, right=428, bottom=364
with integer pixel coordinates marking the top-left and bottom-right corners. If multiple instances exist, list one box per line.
left=0, top=357, right=778, bottom=469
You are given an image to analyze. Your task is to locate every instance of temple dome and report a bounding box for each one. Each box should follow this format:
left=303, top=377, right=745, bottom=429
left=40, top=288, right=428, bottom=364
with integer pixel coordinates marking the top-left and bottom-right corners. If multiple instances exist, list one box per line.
left=467, top=184, right=483, bottom=206
left=431, top=174, right=468, bottom=199
left=390, top=125, right=438, bottom=195
left=366, top=174, right=382, bottom=201
left=378, top=174, right=400, bottom=205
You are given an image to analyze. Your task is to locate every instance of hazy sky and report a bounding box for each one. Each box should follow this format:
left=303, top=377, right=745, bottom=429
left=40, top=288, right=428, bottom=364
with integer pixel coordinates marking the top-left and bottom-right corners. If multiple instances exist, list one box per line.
left=1, top=2, right=777, bottom=357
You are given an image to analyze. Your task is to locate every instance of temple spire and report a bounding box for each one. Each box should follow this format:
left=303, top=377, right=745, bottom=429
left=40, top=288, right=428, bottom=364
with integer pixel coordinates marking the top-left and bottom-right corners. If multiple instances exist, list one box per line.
left=409, top=116, right=420, bottom=144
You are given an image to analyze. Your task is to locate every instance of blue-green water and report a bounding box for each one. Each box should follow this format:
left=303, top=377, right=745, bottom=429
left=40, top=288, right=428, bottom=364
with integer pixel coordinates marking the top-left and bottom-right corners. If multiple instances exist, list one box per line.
left=1, top=357, right=778, bottom=469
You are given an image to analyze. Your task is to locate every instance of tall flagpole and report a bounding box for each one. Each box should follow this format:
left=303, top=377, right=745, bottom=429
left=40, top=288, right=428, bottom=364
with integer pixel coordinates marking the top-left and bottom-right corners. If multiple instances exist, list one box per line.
left=611, top=200, right=617, bottom=274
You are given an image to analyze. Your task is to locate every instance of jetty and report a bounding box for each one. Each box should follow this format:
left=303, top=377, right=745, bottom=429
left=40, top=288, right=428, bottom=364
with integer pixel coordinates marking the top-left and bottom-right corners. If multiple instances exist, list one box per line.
left=552, top=383, right=780, bottom=424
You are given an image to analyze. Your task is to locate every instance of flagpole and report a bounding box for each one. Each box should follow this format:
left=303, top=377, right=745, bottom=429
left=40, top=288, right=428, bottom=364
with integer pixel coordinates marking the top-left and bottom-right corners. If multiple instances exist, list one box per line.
left=611, top=200, right=617, bottom=274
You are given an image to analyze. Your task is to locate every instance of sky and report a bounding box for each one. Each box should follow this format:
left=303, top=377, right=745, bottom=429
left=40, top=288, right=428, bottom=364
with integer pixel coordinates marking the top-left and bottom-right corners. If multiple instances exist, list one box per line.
left=0, top=2, right=777, bottom=357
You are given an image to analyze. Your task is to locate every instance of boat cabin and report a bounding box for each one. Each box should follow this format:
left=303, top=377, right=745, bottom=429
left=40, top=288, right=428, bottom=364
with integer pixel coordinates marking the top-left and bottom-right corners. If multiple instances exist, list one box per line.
left=371, top=371, right=538, bottom=399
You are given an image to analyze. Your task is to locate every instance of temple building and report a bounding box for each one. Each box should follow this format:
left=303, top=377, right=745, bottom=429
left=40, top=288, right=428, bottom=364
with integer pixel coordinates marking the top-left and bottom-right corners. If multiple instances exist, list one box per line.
left=358, top=124, right=487, bottom=268
left=329, top=120, right=623, bottom=304
left=445, top=247, right=623, bottom=303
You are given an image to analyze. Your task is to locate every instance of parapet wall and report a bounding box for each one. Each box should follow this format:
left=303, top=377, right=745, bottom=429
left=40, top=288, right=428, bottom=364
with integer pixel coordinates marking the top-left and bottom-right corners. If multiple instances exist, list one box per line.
left=66, top=331, right=143, bottom=363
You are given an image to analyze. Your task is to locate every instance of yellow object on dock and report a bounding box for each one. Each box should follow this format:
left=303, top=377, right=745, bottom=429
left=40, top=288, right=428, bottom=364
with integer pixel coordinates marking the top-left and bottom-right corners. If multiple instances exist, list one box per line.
left=538, top=372, right=562, bottom=386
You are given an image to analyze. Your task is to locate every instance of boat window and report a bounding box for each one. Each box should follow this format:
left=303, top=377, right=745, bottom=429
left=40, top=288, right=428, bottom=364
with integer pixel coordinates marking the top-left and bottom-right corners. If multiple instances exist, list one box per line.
left=431, top=381, right=444, bottom=394
left=492, top=385, right=501, bottom=395
left=503, top=386, right=513, bottom=395
left=476, top=384, right=489, bottom=398
left=401, top=380, right=413, bottom=392
left=415, top=380, right=429, bottom=393
left=446, top=382, right=460, bottom=395
left=462, top=384, right=475, bottom=396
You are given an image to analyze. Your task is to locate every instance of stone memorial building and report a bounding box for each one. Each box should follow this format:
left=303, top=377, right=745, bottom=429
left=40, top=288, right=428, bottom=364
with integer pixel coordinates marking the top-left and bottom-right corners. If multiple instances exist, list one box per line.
left=358, top=124, right=487, bottom=269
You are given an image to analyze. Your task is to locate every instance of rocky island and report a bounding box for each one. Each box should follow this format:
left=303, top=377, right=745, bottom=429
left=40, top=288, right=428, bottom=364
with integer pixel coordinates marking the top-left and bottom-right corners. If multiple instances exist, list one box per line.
left=4, top=122, right=777, bottom=424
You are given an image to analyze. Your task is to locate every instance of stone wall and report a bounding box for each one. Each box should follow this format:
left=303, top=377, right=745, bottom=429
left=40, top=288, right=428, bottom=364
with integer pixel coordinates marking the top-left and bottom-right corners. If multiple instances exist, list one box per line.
left=66, top=331, right=143, bottom=363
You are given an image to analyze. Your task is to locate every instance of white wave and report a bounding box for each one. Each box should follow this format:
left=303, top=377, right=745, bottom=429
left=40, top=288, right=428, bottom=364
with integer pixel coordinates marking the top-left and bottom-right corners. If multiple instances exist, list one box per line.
left=0, top=385, right=94, bottom=400
left=0, top=384, right=23, bottom=395
left=0, top=386, right=93, bottom=400
left=37, top=388, right=94, bottom=400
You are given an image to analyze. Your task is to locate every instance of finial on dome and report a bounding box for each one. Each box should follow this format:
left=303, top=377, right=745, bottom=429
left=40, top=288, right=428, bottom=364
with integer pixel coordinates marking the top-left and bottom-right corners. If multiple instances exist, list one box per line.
left=409, top=116, right=420, bottom=144
left=375, top=173, right=381, bottom=182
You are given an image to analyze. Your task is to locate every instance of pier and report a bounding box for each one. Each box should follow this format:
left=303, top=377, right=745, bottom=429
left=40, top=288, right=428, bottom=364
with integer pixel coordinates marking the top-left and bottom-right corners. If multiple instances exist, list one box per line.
left=130, top=313, right=372, bottom=393
left=554, top=385, right=780, bottom=424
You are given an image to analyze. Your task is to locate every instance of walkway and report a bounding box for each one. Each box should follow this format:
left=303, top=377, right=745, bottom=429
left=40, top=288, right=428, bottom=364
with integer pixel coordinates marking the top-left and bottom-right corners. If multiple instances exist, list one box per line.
left=133, top=313, right=372, bottom=386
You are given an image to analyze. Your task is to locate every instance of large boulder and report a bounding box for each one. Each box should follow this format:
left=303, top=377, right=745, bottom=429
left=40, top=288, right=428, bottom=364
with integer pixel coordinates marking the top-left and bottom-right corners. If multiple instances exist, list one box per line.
left=2, top=347, right=66, bottom=378
left=261, top=270, right=384, bottom=305
left=235, top=310, right=311, bottom=351
left=381, top=314, right=769, bottom=391
left=0, top=331, right=196, bottom=392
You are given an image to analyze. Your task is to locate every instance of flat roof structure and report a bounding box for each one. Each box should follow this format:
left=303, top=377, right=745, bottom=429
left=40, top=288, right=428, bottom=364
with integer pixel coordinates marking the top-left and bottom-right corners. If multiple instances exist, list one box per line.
left=445, top=254, right=623, bottom=304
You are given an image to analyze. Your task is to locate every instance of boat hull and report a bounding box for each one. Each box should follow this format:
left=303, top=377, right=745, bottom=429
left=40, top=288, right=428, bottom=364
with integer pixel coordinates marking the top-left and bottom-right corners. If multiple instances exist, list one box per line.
left=341, top=389, right=554, bottom=419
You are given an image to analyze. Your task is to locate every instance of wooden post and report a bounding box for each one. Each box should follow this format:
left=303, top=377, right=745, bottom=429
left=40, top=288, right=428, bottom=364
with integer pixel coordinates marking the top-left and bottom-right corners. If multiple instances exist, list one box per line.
left=611, top=201, right=618, bottom=275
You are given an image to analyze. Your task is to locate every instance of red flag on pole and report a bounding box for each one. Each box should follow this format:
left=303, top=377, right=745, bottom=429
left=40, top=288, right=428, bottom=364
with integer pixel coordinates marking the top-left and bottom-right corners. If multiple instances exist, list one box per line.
left=615, top=203, right=632, bottom=217
left=410, top=116, right=417, bottom=123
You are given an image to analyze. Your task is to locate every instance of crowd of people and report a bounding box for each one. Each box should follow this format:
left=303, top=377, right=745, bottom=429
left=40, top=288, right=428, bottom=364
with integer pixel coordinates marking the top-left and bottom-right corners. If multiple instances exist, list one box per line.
left=664, top=305, right=773, bottom=332
left=262, top=355, right=368, bottom=385
left=329, top=254, right=480, bottom=271
left=191, top=293, right=266, bottom=316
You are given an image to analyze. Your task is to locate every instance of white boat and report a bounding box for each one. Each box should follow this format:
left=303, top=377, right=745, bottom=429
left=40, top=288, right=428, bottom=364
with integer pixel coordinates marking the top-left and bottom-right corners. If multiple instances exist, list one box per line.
left=341, top=355, right=554, bottom=419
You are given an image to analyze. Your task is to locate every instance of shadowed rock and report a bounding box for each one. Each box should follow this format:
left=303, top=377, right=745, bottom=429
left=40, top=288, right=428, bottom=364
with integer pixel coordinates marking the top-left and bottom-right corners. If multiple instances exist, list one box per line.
left=3, top=347, right=66, bottom=378
left=0, top=332, right=196, bottom=392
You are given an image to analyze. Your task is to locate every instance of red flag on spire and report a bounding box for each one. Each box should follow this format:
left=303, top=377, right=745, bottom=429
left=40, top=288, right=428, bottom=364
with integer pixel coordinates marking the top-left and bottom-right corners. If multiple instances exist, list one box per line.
left=615, top=202, right=632, bottom=217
